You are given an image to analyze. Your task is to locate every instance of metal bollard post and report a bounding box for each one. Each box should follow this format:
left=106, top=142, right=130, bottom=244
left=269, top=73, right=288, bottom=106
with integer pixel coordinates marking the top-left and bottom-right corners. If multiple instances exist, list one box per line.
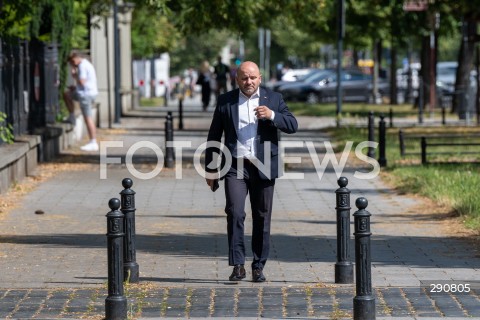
left=353, top=197, right=375, bottom=320
left=164, top=111, right=175, bottom=168
left=105, top=198, right=127, bottom=320
left=418, top=76, right=424, bottom=124
left=178, top=98, right=184, bottom=130
left=120, top=178, right=139, bottom=283
left=378, top=114, right=387, bottom=167
left=442, top=106, right=446, bottom=125
left=421, top=136, right=427, bottom=165
left=389, top=108, right=393, bottom=128
left=164, top=84, right=168, bottom=107
left=335, top=177, right=354, bottom=284
left=367, top=111, right=375, bottom=159
left=398, top=130, right=405, bottom=157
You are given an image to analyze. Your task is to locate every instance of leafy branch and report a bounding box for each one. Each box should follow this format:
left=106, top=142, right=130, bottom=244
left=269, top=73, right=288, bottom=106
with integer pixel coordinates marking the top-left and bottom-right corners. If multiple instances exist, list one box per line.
left=0, top=112, right=14, bottom=144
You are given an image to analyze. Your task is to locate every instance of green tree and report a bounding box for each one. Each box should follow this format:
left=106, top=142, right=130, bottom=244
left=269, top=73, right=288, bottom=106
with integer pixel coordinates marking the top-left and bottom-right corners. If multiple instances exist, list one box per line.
left=169, top=30, right=232, bottom=75
left=272, top=17, right=323, bottom=67
left=131, top=5, right=181, bottom=59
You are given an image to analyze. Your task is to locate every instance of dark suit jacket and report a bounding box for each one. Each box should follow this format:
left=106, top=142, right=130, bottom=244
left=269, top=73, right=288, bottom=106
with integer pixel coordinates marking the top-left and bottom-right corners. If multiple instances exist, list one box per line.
left=206, top=87, right=298, bottom=180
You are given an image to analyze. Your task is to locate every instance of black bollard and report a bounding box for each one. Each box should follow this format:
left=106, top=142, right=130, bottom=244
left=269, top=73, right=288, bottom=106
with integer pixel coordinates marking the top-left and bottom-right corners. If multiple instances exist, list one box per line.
left=335, top=177, right=354, bottom=284
left=353, top=197, right=375, bottom=320
left=418, top=76, right=424, bottom=124
left=389, top=108, right=393, bottom=128
left=105, top=198, right=127, bottom=320
left=421, top=136, right=427, bottom=165
left=164, top=111, right=175, bottom=168
left=398, top=129, right=405, bottom=157
left=378, top=114, right=387, bottom=167
left=163, top=83, right=168, bottom=107
left=441, top=106, right=446, bottom=125
left=120, top=178, right=139, bottom=283
left=178, top=98, right=184, bottom=130
left=367, top=111, right=375, bottom=159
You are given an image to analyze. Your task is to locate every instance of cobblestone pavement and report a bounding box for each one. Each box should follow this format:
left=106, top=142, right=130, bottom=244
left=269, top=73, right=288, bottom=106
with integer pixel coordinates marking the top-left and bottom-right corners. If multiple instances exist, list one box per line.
left=1, top=286, right=479, bottom=319
left=0, top=96, right=479, bottom=319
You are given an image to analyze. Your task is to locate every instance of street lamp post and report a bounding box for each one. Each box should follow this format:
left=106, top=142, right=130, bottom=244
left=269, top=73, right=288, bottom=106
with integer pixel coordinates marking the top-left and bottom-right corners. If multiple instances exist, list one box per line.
left=336, top=0, right=345, bottom=127
left=265, top=29, right=271, bottom=81
left=113, top=0, right=121, bottom=124
left=258, top=28, right=265, bottom=73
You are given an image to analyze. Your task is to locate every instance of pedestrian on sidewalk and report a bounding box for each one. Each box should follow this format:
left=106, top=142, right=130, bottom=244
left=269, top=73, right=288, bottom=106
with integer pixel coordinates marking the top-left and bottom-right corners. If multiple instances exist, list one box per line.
left=197, top=60, right=213, bottom=111
left=214, top=56, right=230, bottom=100
left=229, top=62, right=238, bottom=90
left=63, top=51, right=99, bottom=151
left=205, top=61, right=298, bottom=282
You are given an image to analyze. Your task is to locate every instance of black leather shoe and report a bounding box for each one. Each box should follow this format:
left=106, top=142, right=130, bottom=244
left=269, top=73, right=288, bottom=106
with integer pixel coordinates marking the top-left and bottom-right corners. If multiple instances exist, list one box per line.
left=229, top=265, right=246, bottom=281
left=252, top=268, right=266, bottom=282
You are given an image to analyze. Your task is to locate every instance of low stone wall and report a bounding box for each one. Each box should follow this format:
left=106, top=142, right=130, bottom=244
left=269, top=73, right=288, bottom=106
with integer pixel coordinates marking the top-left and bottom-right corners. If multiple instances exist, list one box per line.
left=0, top=106, right=97, bottom=194
left=0, top=135, right=41, bottom=194
left=33, top=122, right=76, bottom=162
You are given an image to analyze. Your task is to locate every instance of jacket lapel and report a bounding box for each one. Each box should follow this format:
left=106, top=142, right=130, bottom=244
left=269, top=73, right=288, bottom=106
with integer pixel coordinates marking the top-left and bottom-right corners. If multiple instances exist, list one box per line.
left=258, top=87, right=270, bottom=132
left=259, top=87, right=269, bottom=107
left=230, top=89, right=240, bottom=137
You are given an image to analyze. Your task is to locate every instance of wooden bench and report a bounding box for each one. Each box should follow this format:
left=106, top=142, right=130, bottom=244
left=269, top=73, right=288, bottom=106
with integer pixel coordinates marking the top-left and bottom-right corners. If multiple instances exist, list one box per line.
left=398, top=130, right=480, bottom=164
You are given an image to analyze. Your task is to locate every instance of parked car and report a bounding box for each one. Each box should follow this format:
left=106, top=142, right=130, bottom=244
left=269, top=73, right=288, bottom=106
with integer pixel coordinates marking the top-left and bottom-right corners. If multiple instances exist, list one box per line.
left=436, top=61, right=458, bottom=96
left=278, top=69, right=389, bottom=104
left=276, top=69, right=334, bottom=103
left=396, top=62, right=420, bottom=91
left=267, top=68, right=323, bottom=92
left=436, top=61, right=477, bottom=112
left=281, top=68, right=313, bottom=81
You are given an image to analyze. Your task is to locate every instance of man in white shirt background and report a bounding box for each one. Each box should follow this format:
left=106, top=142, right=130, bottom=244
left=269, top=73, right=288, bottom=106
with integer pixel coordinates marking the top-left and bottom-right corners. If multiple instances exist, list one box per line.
left=63, top=51, right=99, bottom=151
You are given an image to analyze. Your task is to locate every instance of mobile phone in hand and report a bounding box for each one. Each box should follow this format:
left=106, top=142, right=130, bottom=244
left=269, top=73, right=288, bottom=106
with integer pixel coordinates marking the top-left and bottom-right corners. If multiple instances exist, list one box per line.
left=211, top=180, right=219, bottom=192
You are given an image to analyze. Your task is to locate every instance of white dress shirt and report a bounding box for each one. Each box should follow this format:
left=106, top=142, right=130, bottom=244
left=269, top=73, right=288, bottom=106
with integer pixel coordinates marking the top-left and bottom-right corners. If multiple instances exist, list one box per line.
left=235, top=89, right=260, bottom=159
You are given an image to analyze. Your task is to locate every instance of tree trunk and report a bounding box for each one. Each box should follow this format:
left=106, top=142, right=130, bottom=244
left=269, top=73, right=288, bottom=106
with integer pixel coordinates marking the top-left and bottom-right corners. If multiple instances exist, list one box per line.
left=453, top=17, right=477, bottom=118
left=372, top=40, right=382, bottom=104
left=419, top=35, right=430, bottom=108
left=406, top=45, right=413, bottom=103
left=353, top=49, right=359, bottom=67
left=390, top=46, right=398, bottom=105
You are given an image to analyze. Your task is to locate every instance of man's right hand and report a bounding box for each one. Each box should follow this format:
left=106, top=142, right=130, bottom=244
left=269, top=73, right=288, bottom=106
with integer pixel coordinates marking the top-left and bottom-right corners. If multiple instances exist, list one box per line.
left=206, top=178, right=215, bottom=188
left=206, top=178, right=219, bottom=191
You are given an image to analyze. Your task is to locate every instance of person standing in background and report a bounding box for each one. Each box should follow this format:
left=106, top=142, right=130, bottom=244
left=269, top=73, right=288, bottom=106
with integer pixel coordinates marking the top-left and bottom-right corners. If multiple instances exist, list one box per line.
left=229, top=63, right=238, bottom=90
left=197, top=61, right=212, bottom=111
left=63, top=52, right=99, bottom=151
left=214, top=56, right=230, bottom=99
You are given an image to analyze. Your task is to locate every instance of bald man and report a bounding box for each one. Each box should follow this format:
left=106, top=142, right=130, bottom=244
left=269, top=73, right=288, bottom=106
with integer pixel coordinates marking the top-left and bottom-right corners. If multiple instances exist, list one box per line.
left=205, top=61, right=298, bottom=282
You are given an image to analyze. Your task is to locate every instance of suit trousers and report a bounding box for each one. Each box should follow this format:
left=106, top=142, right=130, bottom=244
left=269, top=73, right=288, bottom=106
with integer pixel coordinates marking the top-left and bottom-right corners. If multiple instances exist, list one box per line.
left=224, top=158, right=275, bottom=270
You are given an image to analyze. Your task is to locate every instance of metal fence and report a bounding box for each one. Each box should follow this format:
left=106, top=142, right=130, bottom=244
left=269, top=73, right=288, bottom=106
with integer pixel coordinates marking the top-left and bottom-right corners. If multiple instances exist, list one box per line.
left=0, top=38, right=59, bottom=146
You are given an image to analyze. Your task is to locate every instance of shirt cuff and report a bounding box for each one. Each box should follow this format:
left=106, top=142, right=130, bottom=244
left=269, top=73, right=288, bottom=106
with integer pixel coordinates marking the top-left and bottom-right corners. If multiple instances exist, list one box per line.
left=269, top=110, right=275, bottom=121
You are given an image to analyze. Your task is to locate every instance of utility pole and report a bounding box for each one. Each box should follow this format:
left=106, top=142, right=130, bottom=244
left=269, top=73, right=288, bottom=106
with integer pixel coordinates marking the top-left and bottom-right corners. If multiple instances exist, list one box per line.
left=258, top=28, right=265, bottom=74
left=265, top=29, right=271, bottom=81
left=428, top=12, right=439, bottom=115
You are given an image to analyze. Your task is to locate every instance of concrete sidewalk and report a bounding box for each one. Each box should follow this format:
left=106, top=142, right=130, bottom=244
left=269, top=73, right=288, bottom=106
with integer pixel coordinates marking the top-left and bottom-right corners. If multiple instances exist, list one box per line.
left=0, top=95, right=479, bottom=319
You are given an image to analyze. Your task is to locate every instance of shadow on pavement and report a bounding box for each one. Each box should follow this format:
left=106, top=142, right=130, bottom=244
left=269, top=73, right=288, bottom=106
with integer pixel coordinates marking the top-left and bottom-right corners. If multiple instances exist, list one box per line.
left=0, top=233, right=476, bottom=268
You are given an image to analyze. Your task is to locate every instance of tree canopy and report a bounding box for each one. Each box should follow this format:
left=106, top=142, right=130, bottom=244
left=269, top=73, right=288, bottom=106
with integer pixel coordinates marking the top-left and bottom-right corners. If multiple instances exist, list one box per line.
left=2, top=0, right=479, bottom=94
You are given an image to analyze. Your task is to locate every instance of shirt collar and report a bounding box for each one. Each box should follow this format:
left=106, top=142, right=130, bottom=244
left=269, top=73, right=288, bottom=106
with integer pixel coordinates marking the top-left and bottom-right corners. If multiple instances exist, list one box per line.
left=239, top=87, right=260, bottom=100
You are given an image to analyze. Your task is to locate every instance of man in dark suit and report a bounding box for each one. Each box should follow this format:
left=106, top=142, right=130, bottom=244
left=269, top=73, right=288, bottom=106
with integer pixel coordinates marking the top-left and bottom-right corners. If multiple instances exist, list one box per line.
left=205, top=61, right=298, bottom=282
